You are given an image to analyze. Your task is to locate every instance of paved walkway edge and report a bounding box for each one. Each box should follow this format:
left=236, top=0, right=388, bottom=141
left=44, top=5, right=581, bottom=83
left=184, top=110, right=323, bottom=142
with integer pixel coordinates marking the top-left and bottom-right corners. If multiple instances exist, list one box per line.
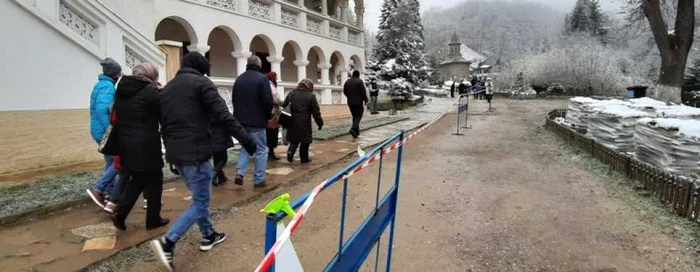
left=80, top=118, right=436, bottom=272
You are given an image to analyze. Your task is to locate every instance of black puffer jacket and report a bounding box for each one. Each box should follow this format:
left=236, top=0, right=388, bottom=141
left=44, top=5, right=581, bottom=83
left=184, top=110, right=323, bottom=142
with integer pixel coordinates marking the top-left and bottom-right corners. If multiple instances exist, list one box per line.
left=160, top=53, right=253, bottom=165
left=113, top=75, right=163, bottom=171
left=211, top=119, right=234, bottom=153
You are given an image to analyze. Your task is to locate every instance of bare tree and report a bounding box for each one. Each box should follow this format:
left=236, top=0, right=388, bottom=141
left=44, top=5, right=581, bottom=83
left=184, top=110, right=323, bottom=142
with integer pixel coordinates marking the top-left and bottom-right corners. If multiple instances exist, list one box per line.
left=625, top=0, right=695, bottom=101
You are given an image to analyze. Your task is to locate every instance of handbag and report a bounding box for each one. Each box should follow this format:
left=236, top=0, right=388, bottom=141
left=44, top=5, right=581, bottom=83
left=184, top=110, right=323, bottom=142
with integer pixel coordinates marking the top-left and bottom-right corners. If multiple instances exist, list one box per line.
left=98, top=77, right=122, bottom=155
left=267, top=112, right=280, bottom=129
left=278, top=103, right=293, bottom=127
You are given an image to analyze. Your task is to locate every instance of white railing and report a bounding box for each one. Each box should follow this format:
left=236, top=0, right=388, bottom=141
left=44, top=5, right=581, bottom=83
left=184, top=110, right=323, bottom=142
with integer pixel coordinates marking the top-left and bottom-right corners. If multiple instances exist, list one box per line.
left=307, top=17, right=322, bottom=34
left=249, top=0, right=272, bottom=21
left=206, top=0, right=236, bottom=11
left=348, top=31, right=360, bottom=45
left=329, top=25, right=342, bottom=40
left=58, top=1, right=98, bottom=45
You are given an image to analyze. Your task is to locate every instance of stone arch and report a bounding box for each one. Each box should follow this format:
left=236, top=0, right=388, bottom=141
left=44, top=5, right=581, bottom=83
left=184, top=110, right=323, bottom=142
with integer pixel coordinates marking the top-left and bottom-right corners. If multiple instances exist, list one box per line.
left=249, top=34, right=277, bottom=73
left=306, top=46, right=327, bottom=83
left=350, top=54, right=364, bottom=73
left=281, top=41, right=304, bottom=82
left=155, top=16, right=198, bottom=45
left=330, top=51, right=346, bottom=85
left=207, top=26, right=241, bottom=77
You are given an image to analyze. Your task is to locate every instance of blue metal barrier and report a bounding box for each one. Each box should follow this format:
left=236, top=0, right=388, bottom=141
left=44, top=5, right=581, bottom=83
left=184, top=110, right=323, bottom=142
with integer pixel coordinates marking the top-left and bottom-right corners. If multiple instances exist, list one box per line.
left=263, top=131, right=405, bottom=272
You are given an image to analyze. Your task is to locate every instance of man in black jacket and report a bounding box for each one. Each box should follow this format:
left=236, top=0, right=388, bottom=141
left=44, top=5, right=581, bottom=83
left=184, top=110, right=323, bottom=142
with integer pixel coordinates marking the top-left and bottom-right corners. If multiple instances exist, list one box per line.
left=369, top=78, right=379, bottom=115
left=344, top=70, right=368, bottom=139
left=151, top=53, right=256, bottom=271
left=232, top=55, right=274, bottom=187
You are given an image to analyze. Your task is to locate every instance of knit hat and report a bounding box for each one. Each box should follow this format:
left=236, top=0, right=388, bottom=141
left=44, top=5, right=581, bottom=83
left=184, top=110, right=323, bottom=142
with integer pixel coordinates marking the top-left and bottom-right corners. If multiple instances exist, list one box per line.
left=100, top=57, right=122, bottom=77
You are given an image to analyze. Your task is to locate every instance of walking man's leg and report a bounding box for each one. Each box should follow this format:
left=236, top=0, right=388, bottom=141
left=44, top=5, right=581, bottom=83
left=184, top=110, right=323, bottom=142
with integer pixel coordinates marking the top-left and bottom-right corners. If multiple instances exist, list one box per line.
left=235, top=127, right=252, bottom=185
left=251, top=128, right=268, bottom=186
left=287, top=142, right=299, bottom=163
left=88, top=154, right=118, bottom=208
left=300, top=143, right=311, bottom=163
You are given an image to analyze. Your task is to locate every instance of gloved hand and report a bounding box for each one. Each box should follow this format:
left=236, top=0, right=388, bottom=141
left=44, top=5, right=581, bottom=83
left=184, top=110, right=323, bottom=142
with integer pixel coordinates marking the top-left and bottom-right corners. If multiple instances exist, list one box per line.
left=243, top=141, right=257, bottom=156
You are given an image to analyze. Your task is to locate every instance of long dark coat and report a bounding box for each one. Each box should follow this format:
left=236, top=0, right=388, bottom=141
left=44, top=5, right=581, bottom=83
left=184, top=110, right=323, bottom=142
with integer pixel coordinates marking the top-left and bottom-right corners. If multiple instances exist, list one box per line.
left=282, top=90, right=324, bottom=144
left=113, top=75, right=164, bottom=171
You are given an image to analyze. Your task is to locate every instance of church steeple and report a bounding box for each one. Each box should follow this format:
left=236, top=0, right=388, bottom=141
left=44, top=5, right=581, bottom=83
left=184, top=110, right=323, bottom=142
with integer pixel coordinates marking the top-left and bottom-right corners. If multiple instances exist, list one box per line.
left=448, top=32, right=461, bottom=55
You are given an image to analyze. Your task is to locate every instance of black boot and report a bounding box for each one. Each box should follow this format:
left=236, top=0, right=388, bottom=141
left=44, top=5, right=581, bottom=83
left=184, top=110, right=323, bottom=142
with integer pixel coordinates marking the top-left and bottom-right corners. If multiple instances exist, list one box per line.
left=268, top=151, right=280, bottom=161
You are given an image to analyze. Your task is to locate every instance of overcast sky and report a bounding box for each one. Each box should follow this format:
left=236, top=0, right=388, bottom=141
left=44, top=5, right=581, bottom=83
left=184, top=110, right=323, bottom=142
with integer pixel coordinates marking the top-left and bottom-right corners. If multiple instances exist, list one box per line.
left=364, top=0, right=623, bottom=32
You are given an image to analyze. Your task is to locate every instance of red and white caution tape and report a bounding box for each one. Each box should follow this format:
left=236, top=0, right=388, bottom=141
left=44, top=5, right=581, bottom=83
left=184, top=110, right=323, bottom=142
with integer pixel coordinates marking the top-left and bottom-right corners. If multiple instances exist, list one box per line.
left=254, top=97, right=463, bottom=272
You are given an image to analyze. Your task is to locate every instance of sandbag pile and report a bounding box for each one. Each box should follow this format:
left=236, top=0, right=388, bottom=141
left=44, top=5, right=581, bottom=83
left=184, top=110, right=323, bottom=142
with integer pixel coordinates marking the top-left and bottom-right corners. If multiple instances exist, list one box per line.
left=587, top=104, right=650, bottom=152
left=566, top=97, right=600, bottom=130
left=635, top=118, right=700, bottom=177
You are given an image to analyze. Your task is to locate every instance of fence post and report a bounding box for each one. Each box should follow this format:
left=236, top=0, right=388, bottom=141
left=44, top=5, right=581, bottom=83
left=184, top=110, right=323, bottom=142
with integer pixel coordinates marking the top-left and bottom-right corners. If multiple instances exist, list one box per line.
left=385, top=131, right=404, bottom=272
left=339, top=176, right=349, bottom=255
left=264, top=215, right=277, bottom=272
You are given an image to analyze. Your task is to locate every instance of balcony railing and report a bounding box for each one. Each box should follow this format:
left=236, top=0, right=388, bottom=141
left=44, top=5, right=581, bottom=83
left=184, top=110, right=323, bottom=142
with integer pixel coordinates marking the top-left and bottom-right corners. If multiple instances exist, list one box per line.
left=187, top=0, right=363, bottom=45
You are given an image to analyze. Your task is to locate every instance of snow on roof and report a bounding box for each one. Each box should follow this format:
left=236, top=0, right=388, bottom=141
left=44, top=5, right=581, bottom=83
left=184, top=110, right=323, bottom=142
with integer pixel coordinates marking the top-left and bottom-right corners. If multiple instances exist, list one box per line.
left=639, top=118, right=700, bottom=139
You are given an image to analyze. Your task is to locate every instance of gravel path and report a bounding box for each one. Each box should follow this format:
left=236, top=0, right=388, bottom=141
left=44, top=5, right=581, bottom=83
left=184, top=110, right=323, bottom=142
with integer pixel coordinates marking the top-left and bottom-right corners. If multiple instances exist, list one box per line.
left=114, top=98, right=699, bottom=272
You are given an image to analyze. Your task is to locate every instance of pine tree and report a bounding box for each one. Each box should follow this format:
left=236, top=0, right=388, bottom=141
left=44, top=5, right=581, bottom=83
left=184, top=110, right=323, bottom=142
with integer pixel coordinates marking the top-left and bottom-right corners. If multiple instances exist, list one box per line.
left=374, top=0, right=429, bottom=90
left=587, top=0, right=608, bottom=42
left=565, top=0, right=591, bottom=34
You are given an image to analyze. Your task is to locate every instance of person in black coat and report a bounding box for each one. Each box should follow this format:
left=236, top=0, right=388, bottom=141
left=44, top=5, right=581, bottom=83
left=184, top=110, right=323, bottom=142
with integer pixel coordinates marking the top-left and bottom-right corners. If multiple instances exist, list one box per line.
left=458, top=80, right=468, bottom=95
left=283, top=79, right=324, bottom=164
left=343, top=71, right=368, bottom=139
left=111, top=62, right=168, bottom=231
left=210, top=119, right=233, bottom=186
left=152, top=53, right=256, bottom=270
left=450, top=81, right=456, bottom=98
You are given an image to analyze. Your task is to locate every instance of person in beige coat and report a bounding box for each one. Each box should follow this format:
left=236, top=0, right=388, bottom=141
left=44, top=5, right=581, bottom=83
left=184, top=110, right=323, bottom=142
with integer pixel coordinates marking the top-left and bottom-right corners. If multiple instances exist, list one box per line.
left=265, top=72, right=283, bottom=160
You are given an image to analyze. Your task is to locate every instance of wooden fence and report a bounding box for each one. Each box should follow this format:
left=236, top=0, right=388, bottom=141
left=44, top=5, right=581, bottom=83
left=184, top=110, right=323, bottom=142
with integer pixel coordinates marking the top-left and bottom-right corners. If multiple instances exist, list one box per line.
left=545, top=109, right=700, bottom=220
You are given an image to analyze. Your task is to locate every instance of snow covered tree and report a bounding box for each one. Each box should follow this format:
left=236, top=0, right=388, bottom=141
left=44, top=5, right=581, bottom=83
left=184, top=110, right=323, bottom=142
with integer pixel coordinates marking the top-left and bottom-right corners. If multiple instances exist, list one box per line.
left=682, top=57, right=700, bottom=106
left=565, top=0, right=608, bottom=42
left=374, top=0, right=429, bottom=92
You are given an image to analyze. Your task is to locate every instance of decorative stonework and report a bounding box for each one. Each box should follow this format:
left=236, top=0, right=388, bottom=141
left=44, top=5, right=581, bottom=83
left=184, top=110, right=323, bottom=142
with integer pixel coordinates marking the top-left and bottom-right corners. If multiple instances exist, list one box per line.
left=348, top=32, right=361, bottom=45
left=59, top=1, right=98, bottom=44
left=217, top=87, right=233, bottom=113
left=206, top=0, right=236, bottom=11
left=332, top=90, right=342, bottom=104
left=124, top=47, right=144, bottom=69
left=329, top=25, right=342, bottom=40
left=307, top=18, right=322, bottom=34
left=249, top=0, right=272, bottom=21
left=281, top=9, right=298, bottom=28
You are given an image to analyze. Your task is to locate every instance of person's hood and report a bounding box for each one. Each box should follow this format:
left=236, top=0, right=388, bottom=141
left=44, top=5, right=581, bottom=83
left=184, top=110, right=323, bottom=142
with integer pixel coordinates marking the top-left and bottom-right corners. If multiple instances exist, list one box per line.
left=181, top=52, right=211, bottom=76
left=116, top=75, right=152, bottom=97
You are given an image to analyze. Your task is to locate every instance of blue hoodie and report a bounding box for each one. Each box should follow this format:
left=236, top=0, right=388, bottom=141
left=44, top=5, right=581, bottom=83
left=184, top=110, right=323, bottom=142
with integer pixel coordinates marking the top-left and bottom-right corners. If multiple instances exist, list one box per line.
left=89, top=74, right=116, bottom=142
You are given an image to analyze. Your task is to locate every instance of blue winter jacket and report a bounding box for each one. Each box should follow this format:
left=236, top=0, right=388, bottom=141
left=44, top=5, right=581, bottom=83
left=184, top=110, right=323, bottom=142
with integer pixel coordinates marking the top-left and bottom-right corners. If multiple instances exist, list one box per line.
left=89, top=74, right=116, bottom=142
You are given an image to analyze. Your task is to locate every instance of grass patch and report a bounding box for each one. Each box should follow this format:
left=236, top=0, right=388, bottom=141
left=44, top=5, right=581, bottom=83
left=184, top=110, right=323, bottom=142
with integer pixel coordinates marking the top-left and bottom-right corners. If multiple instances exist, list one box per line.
left=313, top=116, right=409, bottom=140
left=543, top=130, right=700, bottom=266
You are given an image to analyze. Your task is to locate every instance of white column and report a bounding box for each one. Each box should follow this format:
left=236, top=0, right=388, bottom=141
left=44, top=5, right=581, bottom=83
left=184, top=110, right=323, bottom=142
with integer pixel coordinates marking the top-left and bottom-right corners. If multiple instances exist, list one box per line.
left=342, top=26, right=349, bottom=41
left=355, top=6, right=365, bottom=27
left=294, top=60, right=309, bottom=82
left=273, top=2, right=282, bottom=23
left=340, top=68, right=349, bottom=85
left=232, top=51, right=252, bottom=76
left=322, top=20, right=330, bottom=36
left=267, top=56, right=284, bottom=77
left=322, top=0, right=328, bottom=15
left=299, top=11, right=307, bottom=30
left=187, top=44, right=210, bottom=56
left=238, top=0, right=249, bottom=14
left=319, top=63, right=332, bottom=85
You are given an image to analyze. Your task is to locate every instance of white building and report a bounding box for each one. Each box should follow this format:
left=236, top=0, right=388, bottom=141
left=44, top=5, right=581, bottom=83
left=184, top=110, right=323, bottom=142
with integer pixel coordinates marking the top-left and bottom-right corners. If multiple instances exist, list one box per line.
left=1, top=0, right=367, bottom=111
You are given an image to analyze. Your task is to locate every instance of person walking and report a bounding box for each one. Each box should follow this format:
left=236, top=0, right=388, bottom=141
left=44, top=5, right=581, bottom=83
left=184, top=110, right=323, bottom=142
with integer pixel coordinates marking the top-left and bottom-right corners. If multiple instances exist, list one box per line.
left=110, top=62, right=169, bottom=231
left=450, top=80, right=456, bottom=98
left=485, top=77, right=494, bottom=103
left=265, top=71, right=283, bottom=161
left=232, top=56, right=274, bottom=187
left=458, top=79, right=468, bottom=96
left=210, top=118, right=233, bottom=187
left=284, top=79, right=324, bottom=164
left=87, top=58, right=122, bottom=209
left=369, top=78, right=379, bottom=114
left=343, top=70, right=368, bottom=139
left=151, top=52, right=256, bottom=271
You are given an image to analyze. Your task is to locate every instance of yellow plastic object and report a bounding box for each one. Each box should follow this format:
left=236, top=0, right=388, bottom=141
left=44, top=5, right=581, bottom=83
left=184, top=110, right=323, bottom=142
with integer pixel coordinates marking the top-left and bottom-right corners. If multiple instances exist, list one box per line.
left=260, top=193, right=296, bottom=218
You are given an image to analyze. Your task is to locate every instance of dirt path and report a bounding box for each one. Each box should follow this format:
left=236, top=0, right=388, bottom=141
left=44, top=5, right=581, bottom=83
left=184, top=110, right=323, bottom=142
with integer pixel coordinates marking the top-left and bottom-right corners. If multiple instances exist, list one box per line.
left=118, top=99, right=697, bottom=272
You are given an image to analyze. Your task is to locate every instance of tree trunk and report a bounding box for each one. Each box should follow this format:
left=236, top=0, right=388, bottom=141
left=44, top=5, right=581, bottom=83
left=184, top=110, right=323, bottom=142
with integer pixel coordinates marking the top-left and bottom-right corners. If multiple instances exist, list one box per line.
left=641, top=0, right=695, bottom=102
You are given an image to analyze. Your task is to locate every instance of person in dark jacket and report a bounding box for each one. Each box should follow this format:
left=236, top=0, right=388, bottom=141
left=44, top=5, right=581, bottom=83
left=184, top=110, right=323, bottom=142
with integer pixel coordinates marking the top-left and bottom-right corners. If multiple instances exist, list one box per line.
left=151, top=52, right=256, bottom=271
left=458, top=80, right=468, bottom=95
left=369, top=78, right=379, bottom=114
left=210, top=120, right=233, bottom=187
left=343, top=70, right=368, bottom=139
left=283, top=79, right=324, bottom=164
left=450, top=81, right=456, bottom=98
left=232, top=56, right=274, bottom=187
left=110, top=62, right=169, bottom=231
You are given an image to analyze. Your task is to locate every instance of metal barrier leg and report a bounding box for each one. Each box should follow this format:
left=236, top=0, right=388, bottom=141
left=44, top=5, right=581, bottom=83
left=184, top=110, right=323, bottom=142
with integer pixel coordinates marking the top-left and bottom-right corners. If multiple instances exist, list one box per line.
left=339, top=177, right=349, bottom=254
left=453, top=96, right=464, bottom=136
left=264, top=215, right=277, bottom=272
left=385, top=132, right=404, bottom=271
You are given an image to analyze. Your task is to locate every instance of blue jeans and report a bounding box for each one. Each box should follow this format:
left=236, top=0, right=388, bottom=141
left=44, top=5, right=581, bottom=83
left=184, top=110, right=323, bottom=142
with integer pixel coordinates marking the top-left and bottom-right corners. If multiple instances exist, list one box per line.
left=236, top=127, right=268, bottom=184
left=165, top=162, right=215, bottom=242
left=94, top=154, right=118, bottom=194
